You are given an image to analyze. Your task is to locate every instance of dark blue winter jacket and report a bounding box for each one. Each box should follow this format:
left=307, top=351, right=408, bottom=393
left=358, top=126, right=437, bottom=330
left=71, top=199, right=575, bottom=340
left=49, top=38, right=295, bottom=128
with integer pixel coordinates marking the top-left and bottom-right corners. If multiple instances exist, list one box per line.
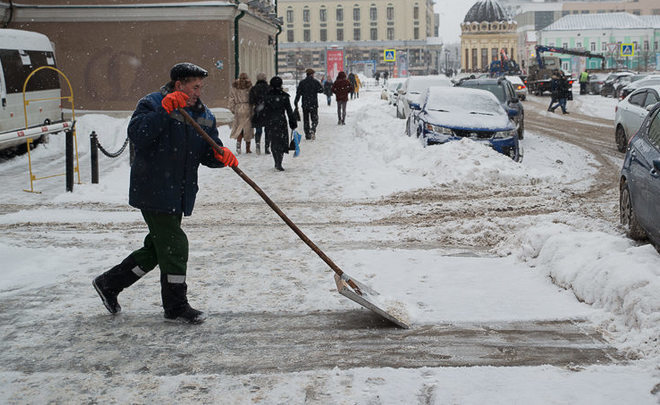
left=127, top=86, right=224, bottom=216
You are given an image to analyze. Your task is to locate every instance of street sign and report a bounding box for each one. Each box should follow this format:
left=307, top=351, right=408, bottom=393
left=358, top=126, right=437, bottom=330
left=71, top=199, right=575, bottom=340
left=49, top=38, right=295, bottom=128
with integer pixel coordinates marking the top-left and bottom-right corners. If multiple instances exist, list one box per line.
left=384, top=49, right=396, bottom=62
left=607, top=43, right=618, bottom=53
left=620, top=43, right=634, bottom=57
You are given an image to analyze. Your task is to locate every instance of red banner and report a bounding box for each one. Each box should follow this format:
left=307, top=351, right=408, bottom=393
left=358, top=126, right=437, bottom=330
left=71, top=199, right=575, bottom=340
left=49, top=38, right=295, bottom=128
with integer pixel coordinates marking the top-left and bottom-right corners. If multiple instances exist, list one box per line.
left=326, top=49, right=344, bottom=82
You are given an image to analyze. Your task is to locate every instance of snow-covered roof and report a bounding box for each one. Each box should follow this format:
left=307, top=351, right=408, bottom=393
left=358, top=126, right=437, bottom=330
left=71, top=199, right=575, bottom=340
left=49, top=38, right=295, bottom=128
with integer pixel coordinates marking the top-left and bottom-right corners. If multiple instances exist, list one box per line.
left=638, top=15, right=660, bottom=29
left=543, top=12, right=656, bottom=31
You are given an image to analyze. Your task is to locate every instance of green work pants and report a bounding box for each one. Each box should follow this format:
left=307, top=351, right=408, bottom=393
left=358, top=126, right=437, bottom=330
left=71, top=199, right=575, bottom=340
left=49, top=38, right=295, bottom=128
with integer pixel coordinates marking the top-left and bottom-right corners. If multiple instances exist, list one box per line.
left=130, top=210, right=188, bottom=276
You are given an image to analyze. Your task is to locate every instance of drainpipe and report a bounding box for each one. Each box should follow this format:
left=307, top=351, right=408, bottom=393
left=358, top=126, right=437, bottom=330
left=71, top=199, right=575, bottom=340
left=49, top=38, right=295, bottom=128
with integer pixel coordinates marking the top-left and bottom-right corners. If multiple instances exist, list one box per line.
left=234, top=2, right=248, bottom=79
left=2, top=0, right=14, bottom=28
left=274, top=0, right=280, bottom=75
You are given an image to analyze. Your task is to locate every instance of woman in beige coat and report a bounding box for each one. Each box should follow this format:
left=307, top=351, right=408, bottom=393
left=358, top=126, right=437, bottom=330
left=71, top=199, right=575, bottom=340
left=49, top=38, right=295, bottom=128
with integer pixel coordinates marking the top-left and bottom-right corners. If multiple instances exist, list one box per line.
left=229, top=73, right=254, bottom=153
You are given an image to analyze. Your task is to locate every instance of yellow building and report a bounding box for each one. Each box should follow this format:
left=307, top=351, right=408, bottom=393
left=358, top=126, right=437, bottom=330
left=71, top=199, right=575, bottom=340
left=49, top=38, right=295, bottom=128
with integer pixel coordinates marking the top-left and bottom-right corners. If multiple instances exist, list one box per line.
left=277, top=0, right=441, bottom=76
left=461, top=0, right=517, bottom=73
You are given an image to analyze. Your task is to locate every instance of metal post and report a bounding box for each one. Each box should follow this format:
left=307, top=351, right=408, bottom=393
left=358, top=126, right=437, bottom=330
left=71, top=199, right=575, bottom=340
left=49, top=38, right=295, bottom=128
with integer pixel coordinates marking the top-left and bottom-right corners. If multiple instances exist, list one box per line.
left=65, top=130, right=73, bottom=192
left=90, top=131, right=99, bottom=184
left=234, top=5, right=247, bottom=79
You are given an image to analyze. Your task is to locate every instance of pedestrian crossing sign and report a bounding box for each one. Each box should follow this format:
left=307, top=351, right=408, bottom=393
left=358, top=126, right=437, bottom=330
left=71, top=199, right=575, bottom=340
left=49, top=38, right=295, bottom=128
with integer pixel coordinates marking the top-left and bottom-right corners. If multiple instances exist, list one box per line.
left=384, top=49, right=396, bottom=62
left=620, top=43, right=634, bottom=57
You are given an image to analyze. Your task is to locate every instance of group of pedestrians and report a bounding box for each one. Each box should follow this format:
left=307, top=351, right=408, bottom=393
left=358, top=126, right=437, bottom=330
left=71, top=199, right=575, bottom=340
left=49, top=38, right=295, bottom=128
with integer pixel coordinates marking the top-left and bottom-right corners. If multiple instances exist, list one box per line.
left=548, top=69, right=571, bottom=115
left=228, top=72, right=297, bottom=171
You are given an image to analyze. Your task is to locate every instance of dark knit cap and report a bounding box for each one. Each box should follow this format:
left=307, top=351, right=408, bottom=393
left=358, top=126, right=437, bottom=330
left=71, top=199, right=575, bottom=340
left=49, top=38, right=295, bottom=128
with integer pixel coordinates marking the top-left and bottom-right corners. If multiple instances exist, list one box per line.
left=270, top=76, right=283, bottom=88
left=170, top=62, right=208, bottom=82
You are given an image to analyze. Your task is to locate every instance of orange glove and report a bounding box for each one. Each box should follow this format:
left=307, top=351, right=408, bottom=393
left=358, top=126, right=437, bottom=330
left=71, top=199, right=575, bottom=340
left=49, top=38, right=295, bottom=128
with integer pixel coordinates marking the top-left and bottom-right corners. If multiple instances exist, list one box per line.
left=213, top=147, right=238, bottom=168
left=161, top=91, right=189, bottom=114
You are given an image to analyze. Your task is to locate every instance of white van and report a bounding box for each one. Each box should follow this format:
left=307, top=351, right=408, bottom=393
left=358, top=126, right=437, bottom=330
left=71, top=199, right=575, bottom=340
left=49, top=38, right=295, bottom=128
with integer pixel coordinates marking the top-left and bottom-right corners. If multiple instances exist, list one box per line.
left=0, top=29, right=63, bottom=152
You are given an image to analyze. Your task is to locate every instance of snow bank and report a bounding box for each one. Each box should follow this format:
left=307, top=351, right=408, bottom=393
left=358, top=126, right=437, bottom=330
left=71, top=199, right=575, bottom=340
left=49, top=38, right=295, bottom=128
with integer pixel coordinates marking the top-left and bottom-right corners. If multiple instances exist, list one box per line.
left=501, top=222, right=660, bottom=359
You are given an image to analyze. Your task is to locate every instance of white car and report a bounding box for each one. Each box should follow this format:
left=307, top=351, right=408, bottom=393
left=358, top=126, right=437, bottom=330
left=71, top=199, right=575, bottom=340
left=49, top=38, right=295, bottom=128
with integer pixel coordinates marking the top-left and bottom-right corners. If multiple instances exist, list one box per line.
left=381, top=80, right=403, bottom=105
left=505, top=75, right=527, bottom=100
left=614, top=85, right=660, bottom=152
left=396, top=75, right=451, bottom=119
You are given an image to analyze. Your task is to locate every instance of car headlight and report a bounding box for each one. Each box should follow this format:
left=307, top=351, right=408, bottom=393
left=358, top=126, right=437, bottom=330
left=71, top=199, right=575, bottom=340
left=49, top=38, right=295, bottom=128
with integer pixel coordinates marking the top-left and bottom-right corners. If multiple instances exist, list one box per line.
left=424, top=123, right=453, bottom=135
left=492, top=129, right=517, bottom=139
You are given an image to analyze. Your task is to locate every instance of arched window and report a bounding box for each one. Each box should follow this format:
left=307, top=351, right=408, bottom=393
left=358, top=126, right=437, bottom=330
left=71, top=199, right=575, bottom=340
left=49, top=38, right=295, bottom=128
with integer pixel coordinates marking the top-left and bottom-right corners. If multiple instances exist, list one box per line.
left=303, top=6, right=310, bottom=23
left=370, top=3, right=377, bottom=21
left=387, top=3, right=394, bottom=20
left=413, top=3, right=419, bottom=20
left=336, top=5, right=343, bottom=22
left=353, top=4, right=360, bottom=21
left=286, top=7, right=293, bottom=23
left=320, top=6, right=327, bottom=22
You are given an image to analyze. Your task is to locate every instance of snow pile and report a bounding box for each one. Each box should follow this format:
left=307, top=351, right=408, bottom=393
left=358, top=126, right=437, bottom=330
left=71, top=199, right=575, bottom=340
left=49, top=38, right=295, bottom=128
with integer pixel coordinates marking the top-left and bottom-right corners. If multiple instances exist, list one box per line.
left=502, top=222, right=660, bottom=359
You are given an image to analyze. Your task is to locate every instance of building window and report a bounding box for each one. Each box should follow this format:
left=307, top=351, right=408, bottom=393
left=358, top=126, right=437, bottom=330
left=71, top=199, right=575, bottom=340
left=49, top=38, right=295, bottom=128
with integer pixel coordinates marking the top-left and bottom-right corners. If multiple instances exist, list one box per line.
left=337, top=7, right=343, bottom=22
left=413, top=4, right=419, bottom=20
left=354, top=28, right=361, bottom=40
left=303, top=7, right=310, bottom=23
left=563, top=42, right=568, bottom=48
left=370, top=5, right=377, bottom=21
left=602, top=42, right=607, bottom=51
left=414, top=27, right=419, bottom=39
left=387, top=27, right=394, bottom=40
left=337, top=29, right=344, bottom=41
left=287, top=30, right=294, bottom=42
left=320, top=8, right=327, bottom=22
left=320, top=29, right=327, bottom=42
left=472, top=48, right=478, bottom=70
left=353, top=6, right=360, bottom=21
left=304, top=29, right=310, bottom=42
left=590, top=42, right=596, bottom=51
left=632, top=9, right=641, bottom=15
left=655, top=41, right=659, bottom=50
left=481, top=48, right=488, bottom=69
left=286, top=8, right=293, bottom=23
left=387, top=4, right=394, bottom=20
left=491, top=48, right=498, bottom=62
left=644, top=40, right=649, bottom=50
left=371, top=28, right=377, bottom=40
left=465, top=49, right=469, bottom=69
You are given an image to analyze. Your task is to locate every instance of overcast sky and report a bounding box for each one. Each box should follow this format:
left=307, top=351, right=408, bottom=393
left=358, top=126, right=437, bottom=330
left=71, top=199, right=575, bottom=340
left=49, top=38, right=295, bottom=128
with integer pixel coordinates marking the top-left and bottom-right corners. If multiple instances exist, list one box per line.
left=434, top=1, right=474, bottom=44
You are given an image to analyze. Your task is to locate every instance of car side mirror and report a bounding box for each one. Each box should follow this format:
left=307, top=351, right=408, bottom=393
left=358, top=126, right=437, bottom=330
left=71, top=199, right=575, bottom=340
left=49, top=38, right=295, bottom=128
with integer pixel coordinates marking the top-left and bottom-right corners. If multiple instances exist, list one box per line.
left=397, top=89, right=405, bottom=95
left=409, top=102, right=421, bottom=111
left=507, top=108, right=519, bottom=117
left=647, top=104, right=655, bottom=111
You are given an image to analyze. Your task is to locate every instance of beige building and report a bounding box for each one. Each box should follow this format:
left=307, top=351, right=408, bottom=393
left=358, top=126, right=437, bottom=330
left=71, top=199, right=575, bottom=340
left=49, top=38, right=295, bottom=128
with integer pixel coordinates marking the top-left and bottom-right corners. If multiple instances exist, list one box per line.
left=1, top=0, right=279, bottom=111
left=461, top=0, right=518, bottom=72
left=277, top=0, right=441, bottom=77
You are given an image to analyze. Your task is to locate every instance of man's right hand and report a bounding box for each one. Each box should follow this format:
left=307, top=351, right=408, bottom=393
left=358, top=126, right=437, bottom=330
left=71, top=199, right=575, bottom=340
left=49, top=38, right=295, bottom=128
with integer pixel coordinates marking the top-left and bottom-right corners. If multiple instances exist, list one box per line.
left=162, top=91, right=189, bottom=114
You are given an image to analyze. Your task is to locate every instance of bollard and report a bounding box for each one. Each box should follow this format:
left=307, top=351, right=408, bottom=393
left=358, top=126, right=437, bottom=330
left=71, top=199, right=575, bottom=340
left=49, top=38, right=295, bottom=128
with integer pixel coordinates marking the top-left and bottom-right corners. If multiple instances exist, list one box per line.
left=65, top=130, right=73, bottom=192
left=90, top=131, right=99, bottom=184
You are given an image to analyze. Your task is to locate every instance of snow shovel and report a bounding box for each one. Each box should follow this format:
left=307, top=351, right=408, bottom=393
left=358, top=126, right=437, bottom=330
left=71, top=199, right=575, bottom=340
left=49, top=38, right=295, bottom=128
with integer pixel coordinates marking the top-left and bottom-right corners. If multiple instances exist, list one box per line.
left=177, top=108, right=410, bottom=329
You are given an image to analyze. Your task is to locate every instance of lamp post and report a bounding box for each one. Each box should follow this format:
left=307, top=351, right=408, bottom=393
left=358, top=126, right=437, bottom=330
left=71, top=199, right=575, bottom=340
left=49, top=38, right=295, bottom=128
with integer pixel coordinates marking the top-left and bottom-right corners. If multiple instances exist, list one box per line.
left=234, top=2, right=249, bottom=79
left=444, top=49, right=450, bottom=75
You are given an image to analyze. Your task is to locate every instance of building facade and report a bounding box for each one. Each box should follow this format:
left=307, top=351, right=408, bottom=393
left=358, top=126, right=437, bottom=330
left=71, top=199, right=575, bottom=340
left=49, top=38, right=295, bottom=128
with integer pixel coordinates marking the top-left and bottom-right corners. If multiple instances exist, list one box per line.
left=1, top=0, right=279, bottom=111
left=461, top=0, right=518, bottom=73
left=539, top=13, right=660, bottom=73
left=277, top=0, right=442, bottom=78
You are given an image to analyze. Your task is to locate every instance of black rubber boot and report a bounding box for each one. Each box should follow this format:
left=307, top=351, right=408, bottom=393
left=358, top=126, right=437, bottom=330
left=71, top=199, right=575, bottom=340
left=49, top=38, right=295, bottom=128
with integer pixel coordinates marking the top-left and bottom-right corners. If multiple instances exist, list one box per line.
left=161, top=274, right=205, bottom=324
left=92, top=255, right=144, bottom=314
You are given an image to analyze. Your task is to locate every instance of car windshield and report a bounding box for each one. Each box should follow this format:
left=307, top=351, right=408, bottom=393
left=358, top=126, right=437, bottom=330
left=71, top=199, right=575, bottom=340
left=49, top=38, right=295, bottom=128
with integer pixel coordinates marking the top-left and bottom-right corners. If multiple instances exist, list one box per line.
left=460, top=82, right=506, bottom=102
left=408, top=78, right=450, bottom=94
left=426, top=88, right=503, bottom=115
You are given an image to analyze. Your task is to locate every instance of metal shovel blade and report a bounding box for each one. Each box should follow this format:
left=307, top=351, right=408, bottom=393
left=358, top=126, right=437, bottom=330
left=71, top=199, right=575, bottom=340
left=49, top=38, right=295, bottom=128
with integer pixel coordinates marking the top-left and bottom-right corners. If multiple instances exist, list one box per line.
left=334, top=274, right=410, bottom=329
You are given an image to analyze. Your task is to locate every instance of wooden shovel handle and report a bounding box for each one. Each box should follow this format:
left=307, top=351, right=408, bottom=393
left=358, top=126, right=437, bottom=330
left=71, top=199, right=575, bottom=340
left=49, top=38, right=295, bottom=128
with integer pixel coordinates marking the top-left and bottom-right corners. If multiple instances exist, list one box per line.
left=177, top=108, right=362, bottom=295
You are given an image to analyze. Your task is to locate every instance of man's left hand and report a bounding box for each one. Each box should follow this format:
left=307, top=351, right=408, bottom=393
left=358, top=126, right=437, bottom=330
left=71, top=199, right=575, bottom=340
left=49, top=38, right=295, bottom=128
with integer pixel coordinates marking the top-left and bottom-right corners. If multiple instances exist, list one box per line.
left=213, top=147, right=238, bottom=168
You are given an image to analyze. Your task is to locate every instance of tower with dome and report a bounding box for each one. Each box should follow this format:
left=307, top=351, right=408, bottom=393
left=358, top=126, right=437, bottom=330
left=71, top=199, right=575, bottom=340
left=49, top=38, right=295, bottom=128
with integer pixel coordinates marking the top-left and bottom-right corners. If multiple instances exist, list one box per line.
left=460, top=0, right=518, bottom=73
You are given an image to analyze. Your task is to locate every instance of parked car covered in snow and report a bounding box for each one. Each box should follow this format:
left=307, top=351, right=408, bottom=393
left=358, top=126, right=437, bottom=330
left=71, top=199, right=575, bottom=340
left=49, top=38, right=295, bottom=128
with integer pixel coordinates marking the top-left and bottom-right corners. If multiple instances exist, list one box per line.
left=396, top=75, right=451, bottom=119
left=619, top=101, right=660, bottom=248
left=618, top=74, right=660, bottom=100
left=614, top=85, right=660, bottom=152
left=600, top=72, right=634, bottom=97
left=587, top=72, right=609, bottom=95
left=381, top=80, right=403, bottom=105
left=455, top=77, right=525, bottom=139
left=406, top=86, right=522, bottom=162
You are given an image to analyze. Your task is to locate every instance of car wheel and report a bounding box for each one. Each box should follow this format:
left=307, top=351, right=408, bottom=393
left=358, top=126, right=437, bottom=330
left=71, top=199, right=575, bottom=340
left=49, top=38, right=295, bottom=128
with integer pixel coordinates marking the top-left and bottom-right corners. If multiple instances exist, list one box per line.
left=517, top=115, right=524, bottom=140
left=615, top=125, right=627, bottom=152
left=620, top=180, right=646, bottom=240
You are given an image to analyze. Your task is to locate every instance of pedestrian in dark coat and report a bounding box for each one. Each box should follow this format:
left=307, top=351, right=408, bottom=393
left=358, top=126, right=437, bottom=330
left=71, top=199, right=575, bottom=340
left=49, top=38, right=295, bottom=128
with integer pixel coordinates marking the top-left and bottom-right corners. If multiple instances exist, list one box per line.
left=331, top=71, right=353, bottom=125
left=92, top=62, right=238, bottom=325
left=263, top=76, right=297, bottom=171
left=549, top=72, right=570, bottom=114
left=323, top=77, right=333, bottom=106
left=249, top=72, right=270, bottom=155
left=548, top=70, right=560, bottom=112
left=294, top=68, right=323, bottom=140
left=348, top=73, right=357, bottom=99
